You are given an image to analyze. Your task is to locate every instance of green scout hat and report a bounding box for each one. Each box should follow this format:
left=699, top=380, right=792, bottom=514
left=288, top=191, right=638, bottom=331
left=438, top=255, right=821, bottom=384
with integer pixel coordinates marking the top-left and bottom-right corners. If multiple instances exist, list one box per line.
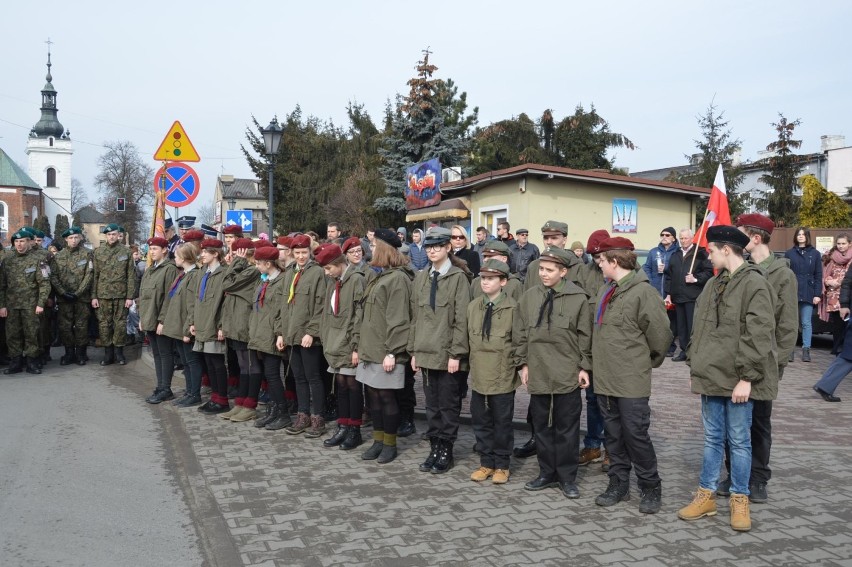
left=541, top=220, right=568, bottom=236
left=62, top=226, right=83, bottom=238
left=479, top=259, right=510, bottom=278
left=538, top=247, right=574, bottom=268
left=11, top=230, right=34, bottom=243
left=101, top=223, right=123, bottom=234
left=423, top=226, right=452, bottom=246
left=482, top=240, right=511, bottom=258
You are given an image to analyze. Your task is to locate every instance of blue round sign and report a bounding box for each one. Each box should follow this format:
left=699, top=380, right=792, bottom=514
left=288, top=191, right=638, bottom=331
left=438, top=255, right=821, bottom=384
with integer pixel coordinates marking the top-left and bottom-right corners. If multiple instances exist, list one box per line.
left=155, top=162, right=200, bottom=207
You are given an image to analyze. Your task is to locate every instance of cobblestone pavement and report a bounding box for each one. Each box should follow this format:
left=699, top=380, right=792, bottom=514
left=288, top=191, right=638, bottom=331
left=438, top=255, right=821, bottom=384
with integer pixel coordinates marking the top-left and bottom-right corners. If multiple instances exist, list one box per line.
left=131, top=344, right=852, bottom=567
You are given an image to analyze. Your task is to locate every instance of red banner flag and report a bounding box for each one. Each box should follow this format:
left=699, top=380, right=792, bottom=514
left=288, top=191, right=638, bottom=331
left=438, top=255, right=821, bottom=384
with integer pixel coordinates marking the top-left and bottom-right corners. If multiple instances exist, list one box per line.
left=695, top=164, right=732, bottom=248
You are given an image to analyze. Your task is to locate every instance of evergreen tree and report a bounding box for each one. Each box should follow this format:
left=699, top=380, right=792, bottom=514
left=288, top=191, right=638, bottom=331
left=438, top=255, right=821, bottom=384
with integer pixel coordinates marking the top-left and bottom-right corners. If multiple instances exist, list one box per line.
left=376, top=50, right=478, bottom=215
left=798, top=174, right=850, bottom=228
left=551, top=104, right=634, bottom=170
left=760, top=114, right=803, bottom=227
left=54, top=214, right=70, bottom=247
left=468, top=113, right=548, bottom=175
left=34, top=215, right=51, bottom=237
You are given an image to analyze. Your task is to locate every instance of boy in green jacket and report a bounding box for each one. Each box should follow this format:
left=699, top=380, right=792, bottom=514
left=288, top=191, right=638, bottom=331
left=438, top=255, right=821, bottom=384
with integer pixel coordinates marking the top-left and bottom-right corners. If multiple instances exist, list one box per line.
left=468, top=259, right=520, bottom=485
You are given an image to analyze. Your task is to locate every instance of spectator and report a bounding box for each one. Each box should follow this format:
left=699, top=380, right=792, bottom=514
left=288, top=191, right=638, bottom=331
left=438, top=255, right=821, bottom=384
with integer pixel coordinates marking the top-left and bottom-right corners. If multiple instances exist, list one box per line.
left=643, top=226, right=679, bottom=356
left=326, top=222, right=341, bottom=241
left=496, top=221, right=515, bottom=246
left=472, top=226, right=492, bottom=264
left=664, top=229, right=713, bottom=362
left=450, top=225, right=481, bottom=277
left=570, top=241, right=589, bottom=264
left=512, top=228, right=539, bottom=283
left=820, top=234, right=851, bottom=354
left=397, top=227, right=411, bottom=257
left=785, top=227, right=823, bottom=362
left=409, top=228, right=428, bottom=271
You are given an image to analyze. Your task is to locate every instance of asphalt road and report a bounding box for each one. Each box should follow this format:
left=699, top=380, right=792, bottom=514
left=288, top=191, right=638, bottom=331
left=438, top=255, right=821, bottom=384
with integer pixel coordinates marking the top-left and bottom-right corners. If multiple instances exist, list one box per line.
left=0, top=348, right=202, bottom=567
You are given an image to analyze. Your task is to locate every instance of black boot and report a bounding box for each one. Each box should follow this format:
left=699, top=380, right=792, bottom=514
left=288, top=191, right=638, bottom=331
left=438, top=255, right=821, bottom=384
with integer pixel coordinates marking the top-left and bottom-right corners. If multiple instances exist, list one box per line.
left=60, top=346, right=77, bottom=366
left=361, top=441, right=384, bottom=460
left=323, top=424, right=350, bottom=447
left=25, top=357, right=42, bottom=375
left=3, top=356, right=23, bottom=375
left=397, top=413, right=416, bottom=438
left=431, top=441, right=454, bottom=474
left=265, top=408, right=294, bottom=431
left=254, top=402, right=279, bottom=428
left=340, top=426, right=363, bottom=450
left=638, top=482, right=662, bottom=514
left=595, top=475, right=631, bottom=507
left=76, top=346, right=88, bottom=365
left=116, top=346, right=126, bottom=365
left=513, top=436, right=537, bottom=459
left=100, top=346, right=115, bottom=366
left=420, top=438, right=441, bottom=472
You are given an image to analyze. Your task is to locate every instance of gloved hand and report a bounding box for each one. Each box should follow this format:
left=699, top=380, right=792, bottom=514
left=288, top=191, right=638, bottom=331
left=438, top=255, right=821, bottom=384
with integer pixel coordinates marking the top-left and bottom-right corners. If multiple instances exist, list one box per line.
left=63, top=292, right=77, bottom=302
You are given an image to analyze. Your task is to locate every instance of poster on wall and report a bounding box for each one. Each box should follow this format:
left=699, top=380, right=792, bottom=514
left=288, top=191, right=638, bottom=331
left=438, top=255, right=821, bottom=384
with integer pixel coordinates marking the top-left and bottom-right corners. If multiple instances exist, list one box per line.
left=612, top=199, right=638, bottom=233
left=815, top=236, right=835, bottom=254
left=405, top=158, right=441, bottom=210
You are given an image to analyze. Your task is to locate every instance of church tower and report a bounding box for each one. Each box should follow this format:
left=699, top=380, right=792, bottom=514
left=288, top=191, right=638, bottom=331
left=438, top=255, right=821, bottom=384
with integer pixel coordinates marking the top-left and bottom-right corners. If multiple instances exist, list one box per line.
left=26, top=42, right=73, bottom=228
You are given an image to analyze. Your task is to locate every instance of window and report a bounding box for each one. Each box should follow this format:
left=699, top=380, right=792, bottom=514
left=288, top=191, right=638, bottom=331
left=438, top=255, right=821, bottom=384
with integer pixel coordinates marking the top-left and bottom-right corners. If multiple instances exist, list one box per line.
left=32, top=206, right=39, bottom=220
left=46, top=168, right=56, bottom=187
left=0, top=201, right=7, bottom=234
left=479, top=205, right=509, bottom=237
left=49, top=137, right=54, bottom=147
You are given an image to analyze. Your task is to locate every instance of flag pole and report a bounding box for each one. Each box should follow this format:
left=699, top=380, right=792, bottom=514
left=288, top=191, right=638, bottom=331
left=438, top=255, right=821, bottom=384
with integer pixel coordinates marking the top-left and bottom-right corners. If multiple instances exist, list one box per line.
left=688, top=206, right=711, bottom=275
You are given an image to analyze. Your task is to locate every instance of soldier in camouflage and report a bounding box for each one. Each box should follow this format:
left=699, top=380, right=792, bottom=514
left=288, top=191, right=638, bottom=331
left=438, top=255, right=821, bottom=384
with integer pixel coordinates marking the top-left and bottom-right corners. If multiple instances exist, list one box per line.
left=51, top=226, right=94, bottom=365
left=92, top=223, right=135, bottom=365
left=0, top=229, right=51, bottom=374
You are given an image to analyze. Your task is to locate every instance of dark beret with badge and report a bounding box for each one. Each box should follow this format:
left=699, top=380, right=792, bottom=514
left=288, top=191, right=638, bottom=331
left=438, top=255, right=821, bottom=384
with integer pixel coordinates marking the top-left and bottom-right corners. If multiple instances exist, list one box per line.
left=200, top=238, right=223, bottom=250
left=314, top=243, right=344, bottom=266
left=706, top=225, right=750, bottom=249
left=253, top=246, right=280, bottom=262
left=223, top=225, right=243, bottom=236
left=597, top=236, right=635, bottom=253
left=182, top=230, right=204, bottom=243
left=62, top=226, right=83, bottom=238
left=586, top=229, right=611, bottom=255
left=374, top=228, right=402, bottom=248
left=11, top=230, right=34, bottom=243
left=101, top=223, right=123, bottom=234
left=147, top=237, right=169, bottom=248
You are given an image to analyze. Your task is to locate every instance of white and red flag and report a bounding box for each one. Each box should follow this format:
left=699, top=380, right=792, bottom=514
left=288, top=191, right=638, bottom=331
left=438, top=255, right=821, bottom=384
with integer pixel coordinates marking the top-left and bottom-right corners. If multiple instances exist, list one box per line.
left=695, top=164, right=732, bottom=248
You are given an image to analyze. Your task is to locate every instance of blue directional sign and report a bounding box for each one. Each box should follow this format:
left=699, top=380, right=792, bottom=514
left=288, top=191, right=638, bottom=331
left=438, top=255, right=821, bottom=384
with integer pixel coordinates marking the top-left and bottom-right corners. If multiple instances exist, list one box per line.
left=226, top=210, right=253, bottom=233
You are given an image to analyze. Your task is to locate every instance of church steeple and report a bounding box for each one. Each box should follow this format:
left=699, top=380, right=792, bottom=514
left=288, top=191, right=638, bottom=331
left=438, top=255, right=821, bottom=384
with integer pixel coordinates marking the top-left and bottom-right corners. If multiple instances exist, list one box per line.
left=31, top=39, right=67, bottom=140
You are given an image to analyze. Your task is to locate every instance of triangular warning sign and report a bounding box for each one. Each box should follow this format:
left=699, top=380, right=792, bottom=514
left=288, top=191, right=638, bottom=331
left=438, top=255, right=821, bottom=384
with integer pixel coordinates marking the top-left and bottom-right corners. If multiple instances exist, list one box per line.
left=154, top=121, right=200, bottom=162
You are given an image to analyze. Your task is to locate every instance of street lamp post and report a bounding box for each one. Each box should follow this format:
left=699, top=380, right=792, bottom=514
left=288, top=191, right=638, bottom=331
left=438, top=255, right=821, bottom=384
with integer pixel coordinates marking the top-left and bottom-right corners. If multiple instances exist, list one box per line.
left=261, top=117, right=283, bottom=236
left=227, top=196, right=236, bottom=210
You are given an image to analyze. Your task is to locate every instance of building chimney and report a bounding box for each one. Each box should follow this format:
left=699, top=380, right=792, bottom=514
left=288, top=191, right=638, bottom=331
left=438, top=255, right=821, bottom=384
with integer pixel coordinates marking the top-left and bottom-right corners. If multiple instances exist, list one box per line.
left=821, top=135, right=846, bottom=152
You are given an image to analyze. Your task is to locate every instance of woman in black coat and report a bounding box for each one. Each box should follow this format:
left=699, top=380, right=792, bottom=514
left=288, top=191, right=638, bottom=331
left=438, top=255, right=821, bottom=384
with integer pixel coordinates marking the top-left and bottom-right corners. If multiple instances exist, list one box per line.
left=785, top=227, right=823, bottom=362
left=450, top=225, right=481, bottom=278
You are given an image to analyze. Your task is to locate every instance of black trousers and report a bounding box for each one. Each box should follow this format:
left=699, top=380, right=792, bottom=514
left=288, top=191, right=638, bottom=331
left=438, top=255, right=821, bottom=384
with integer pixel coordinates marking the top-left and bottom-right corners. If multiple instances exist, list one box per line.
left=530, top=390, right=581, bottom=482
left=395, top=364, right=417, bottom=417
left=597, top=395, right=660, bottom=487
left=471, top=391, right=515, bottom=469
left=423, top=369, right=462, bottom=442
left=674, top=301, right=695, bottom=354
left=725, top=399, right=772, bottom=484
left=204, top=352, right=228, bottom=405
left=148, top=332, right=175, bottom=391
left=248, top=350, right=282, bottom=408
left=175, top=340, right=202, bottom=397
left=290, top=345, right=325, bottom=415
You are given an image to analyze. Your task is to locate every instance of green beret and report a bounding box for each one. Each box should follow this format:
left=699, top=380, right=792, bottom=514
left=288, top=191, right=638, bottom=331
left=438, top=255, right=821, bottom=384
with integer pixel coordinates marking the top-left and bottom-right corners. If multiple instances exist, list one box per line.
left=101, top=223, right=123, bottom=234
left=62, top=226, right=83, bottom=238
left=11, top=230, right=34, bottom=243
left=19, top=227, right=36, bottom=238
left=32, top=228, right=45, bottom=238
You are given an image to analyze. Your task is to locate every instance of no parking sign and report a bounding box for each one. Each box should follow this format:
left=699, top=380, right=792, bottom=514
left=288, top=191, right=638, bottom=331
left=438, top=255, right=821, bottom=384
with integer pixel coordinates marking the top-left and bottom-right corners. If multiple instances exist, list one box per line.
left=154, top=162, right=201, bottom=207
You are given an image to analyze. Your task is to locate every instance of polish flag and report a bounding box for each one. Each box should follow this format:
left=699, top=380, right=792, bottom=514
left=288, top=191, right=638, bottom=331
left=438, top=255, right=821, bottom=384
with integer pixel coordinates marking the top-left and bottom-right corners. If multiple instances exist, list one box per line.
left=695, top=164, right=732, bottom=248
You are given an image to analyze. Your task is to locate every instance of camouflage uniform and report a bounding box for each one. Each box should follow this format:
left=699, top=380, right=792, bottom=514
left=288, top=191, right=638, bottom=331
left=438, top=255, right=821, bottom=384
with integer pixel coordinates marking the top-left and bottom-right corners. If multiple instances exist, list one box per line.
left=92, top=241, right=135, bottom=347
left=0, top=247, right=51, bottom=358
left=50, top=244, right=94, bottom=348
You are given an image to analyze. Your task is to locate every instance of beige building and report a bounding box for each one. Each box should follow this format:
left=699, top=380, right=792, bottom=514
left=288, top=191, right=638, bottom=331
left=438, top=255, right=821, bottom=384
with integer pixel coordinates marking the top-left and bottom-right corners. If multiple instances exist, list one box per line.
left=407, top=164, right=709, bottom=250
left=212, top=175, right=268, bottom=236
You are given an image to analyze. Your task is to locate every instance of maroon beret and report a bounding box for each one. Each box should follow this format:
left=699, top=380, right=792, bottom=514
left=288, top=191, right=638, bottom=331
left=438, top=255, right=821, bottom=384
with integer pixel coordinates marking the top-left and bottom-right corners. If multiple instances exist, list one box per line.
left=147, top=237, right=169, bottom=248
left=291, top=234, right=311, bottom=249
left=254, top=246, right=280, bottom=262
left=341, top=236, right=362, bottom=253
left=586, top=229, right=611, bottom=255
left=597, top=236, right=635, bottom=253
left=314, top=243, right=344, bottom=266
left=276, top=236, right=294, bottom=248
left=254, top=239, right=275, bottom=249
left=200, top=238, right=223, bottom=250
left=735, top=213, right=775, bottom=235
left=223, top=225, right=243, bottom=236
left=183, top=230, right=204, bottom=242
left=231, top=237, right=255, bottom=251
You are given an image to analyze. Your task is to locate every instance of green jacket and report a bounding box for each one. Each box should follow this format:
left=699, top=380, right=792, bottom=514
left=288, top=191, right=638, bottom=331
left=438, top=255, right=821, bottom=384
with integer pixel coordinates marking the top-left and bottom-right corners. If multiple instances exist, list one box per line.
left=757, top=255, right=799, bottom=389
left=50, top=245, right=94, bottom=302
left=408, top=264, right=470, bottom=371
left=278, top=262, right=326, bottom=345
left=576, top=260, right=606, bottom=328
left=138, top=260, right=178, bottom=332
left=513, top=281, right=591, bottom=395
left=688, top=262, right=778, bottom=399
left=468, top=293, right=520, bottom=395
left=192, top=264, right=227, bottom=343
left=0, top=249, right=51, bottom=310
left=93, top=242, right=135, bottom=299
left=320, top=266, right=366, bottom=370
left=161, top=267, right=200, bottom=341
left=523, top=252, right=583, bottom=292
left=248, top=272, right=286, bottom=355
left=355, top=266, right=414, bottom=365
left=221, top=256, right=260, bottom=343
left=471, top=274, right=523, bottom=302
left=591, top=270, right=672, bottom=398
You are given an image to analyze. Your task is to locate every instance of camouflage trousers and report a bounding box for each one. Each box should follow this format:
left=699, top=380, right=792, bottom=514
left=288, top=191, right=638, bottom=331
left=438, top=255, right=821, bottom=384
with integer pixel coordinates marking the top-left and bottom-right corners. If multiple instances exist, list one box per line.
left=59, top=300, right=91, bottom=347
left=5, top=308, right=41, bottom=358
left=96, top=298, right=128, bottom=347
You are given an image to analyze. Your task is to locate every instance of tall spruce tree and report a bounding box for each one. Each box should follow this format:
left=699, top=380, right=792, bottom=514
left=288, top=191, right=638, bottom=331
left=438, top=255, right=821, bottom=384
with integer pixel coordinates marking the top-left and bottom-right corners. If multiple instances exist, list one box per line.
left=375, top=51, right=478, bottom=214
left=54, top=214, right=70, bottom=247
left=760, top=114, right=803, bottom=227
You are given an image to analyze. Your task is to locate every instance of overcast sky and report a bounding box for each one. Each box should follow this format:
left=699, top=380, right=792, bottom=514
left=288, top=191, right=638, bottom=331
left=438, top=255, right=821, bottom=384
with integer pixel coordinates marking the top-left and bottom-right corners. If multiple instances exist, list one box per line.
left=2, top=0, right=851, bottom=219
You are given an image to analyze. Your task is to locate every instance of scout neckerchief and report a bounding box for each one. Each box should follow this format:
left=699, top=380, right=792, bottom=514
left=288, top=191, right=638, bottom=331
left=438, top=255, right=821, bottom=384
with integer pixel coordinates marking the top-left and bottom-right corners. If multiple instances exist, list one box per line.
left=595, top=283, right=616, bottom=326
left=288, top=264, right=304, bottom=304
left=481, top=292, right=503, bottom=341
left=536, top=288, right=556, bottom=329
left=713, top=271, right=731, bottom=327
left=168, top=272, right=185, bottom=298
left=331, top=265, right=348, bottom=316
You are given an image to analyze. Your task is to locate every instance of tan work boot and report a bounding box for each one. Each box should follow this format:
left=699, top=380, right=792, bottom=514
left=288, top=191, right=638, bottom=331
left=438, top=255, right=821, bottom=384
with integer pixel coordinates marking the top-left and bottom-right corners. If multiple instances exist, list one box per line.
left=677, top=487, right=717, bottom=521
left=229, top=407, right=257, bottom=422
left=492, top=469, right=510, bottom=484
left=579, top=447, right=602, bottom=465
left=470, top=467, right=495, bottom=482
left=220, top=404, right=241, bottom=420
left=730, top=494, right=751, bottom=531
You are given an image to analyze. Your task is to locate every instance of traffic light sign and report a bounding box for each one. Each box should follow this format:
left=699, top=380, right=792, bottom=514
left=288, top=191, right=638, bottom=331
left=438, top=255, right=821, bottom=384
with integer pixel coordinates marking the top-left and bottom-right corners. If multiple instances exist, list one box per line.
left=117, top=197, right=126, bottom=212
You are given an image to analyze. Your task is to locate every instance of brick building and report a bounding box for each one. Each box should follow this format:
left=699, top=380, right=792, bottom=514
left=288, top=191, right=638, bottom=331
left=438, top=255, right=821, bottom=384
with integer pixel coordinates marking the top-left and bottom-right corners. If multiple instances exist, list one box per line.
left=0, top=147, right=45, bottom=242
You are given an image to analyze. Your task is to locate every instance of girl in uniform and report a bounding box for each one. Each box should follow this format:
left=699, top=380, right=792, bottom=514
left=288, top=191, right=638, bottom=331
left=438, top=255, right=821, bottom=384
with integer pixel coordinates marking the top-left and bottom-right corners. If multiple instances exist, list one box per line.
left=192, top=239, right=230, bottom=414
left=138, top=237, right=178, bottom=404
left=162, top=244, right=203, bottom=407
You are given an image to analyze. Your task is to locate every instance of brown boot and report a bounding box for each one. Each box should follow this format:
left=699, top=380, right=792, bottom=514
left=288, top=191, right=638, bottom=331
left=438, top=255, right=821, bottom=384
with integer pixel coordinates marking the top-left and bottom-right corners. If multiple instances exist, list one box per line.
left=677, top=487, right=717, bottom=521
left=601, top=449, right=610, bottom=472
left=305, top=415, right=327, bottom=438
left=730, top=493, right=751, bottom=531
left=470, top=467, right=495, bottom=482
left=285, top=412, right=310, bottom=435
left=579, top=447, right=602, bottom=465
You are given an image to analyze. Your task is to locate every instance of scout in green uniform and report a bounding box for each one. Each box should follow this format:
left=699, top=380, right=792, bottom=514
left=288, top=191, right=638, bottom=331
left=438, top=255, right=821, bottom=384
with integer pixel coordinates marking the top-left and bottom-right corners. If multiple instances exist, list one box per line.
left=92, top=224, right=135, bottom=365
left=409, top=227, right=471, bottom=474
left=591, top=237, right=672, bottom=514
left=50, top=226, right=94, bottom=366
left=138, top=237, right=179, bottom=404
left=470, top=241, right=522, bottom=302
left=0, top=230, right=51, bottom=374
left=678, top=226, right=778, bottom=532
left=514, top=247, right=592, bottom=499
left=468, top=259, right=519, bottom=485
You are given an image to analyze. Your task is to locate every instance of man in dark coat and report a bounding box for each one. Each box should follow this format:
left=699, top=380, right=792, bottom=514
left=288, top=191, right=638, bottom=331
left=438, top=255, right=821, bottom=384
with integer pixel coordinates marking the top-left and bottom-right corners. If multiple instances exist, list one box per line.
left=664, top=228, right=713, bottom=361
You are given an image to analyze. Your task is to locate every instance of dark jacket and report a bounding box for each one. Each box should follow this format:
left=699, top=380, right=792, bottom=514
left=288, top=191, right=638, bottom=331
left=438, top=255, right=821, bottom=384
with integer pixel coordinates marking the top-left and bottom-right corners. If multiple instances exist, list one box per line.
left=642, top=242, right=678, bottom=297
left=785, top=245, right=823, bottom=302
left=453, top=248, right=481, bottom=278
left=663, top=245, right=713, bottom=303
left=512, top=242, right=540, bottom=282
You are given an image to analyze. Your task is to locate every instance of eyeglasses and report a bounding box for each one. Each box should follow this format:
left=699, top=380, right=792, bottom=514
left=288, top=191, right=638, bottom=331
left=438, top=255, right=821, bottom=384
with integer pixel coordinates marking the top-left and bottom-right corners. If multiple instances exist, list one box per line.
left=660, top=233, right=673, bottom=238
left=346, top=248, right=363, bottom=255
left=425, top=244, right=447, bottom=251
left=450, top=235, right=466, bottom=240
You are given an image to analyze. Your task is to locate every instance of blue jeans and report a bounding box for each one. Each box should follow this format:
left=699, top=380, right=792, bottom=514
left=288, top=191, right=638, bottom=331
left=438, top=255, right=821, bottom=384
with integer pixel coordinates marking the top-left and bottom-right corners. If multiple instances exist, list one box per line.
left=699, top=395, right=753, bottom=495
left=583, top=378, right=605, bottom=449
left=815, top=355, right=852, bottom=395
left=799, top=302, right=814, bottom=348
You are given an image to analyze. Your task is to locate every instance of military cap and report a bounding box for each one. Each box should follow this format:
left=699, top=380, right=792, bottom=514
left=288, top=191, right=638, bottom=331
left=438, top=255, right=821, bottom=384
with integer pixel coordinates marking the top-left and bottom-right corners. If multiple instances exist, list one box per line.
left=374, top=228, right=401, bottom=248
left=423, top=226, right=452, bottom=246
left=314, top=243, right=344, bottom=266
left=182, top=230, right=204, bottom=242
left=11, top=230, right=33, bottom=243
left=291, top=234, right=312, bottom=249
left=341, top=236, right=362, bottom=254
left=199, top=224, right=218, bottom=238
left=231, top=237, right=255, bottom=251
left=200, top=238, right=223, bottom=250
left=516, top=228, right=529, bottom=235
left=276, top=236, right=294, bottom=249
left=735, top=214, right=775, bottom=235
left=176, top=216, right=196, bottom=229
left=62, top=226, right=83, bottom=238
left=541, top=220, right=568, bottom=236
left=707, top=225, right=750, bottom=249
left=538, top=247, right=574, bottom=267
left=31, top=228, right=46, bottom=238
left=597, top=236, right=635, bottom=253
left=479, top=259, right=511, bottom=278
left=20, top=227, right=37, bottom=238
left=223, top=224, right=243, bottom=236
left=101, top=223, right=122, bottom=234
left=482, top=240, right=511, bottom=257
left=254, top=246, right=280, bottom=262
left=164, top=218, right=174, bottom=230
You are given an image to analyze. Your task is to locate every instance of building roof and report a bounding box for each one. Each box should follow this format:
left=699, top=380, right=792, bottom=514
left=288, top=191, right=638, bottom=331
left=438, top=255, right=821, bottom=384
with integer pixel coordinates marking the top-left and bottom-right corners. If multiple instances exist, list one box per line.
left=441, top=164, right=710, bottom=197
left=630, top=164, right=697, bottom=181
left=0, top=147, right=42, bottom=190
left=75, top=205, right=107, bottom=223
left=220, top=177, right=261, bottom=199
